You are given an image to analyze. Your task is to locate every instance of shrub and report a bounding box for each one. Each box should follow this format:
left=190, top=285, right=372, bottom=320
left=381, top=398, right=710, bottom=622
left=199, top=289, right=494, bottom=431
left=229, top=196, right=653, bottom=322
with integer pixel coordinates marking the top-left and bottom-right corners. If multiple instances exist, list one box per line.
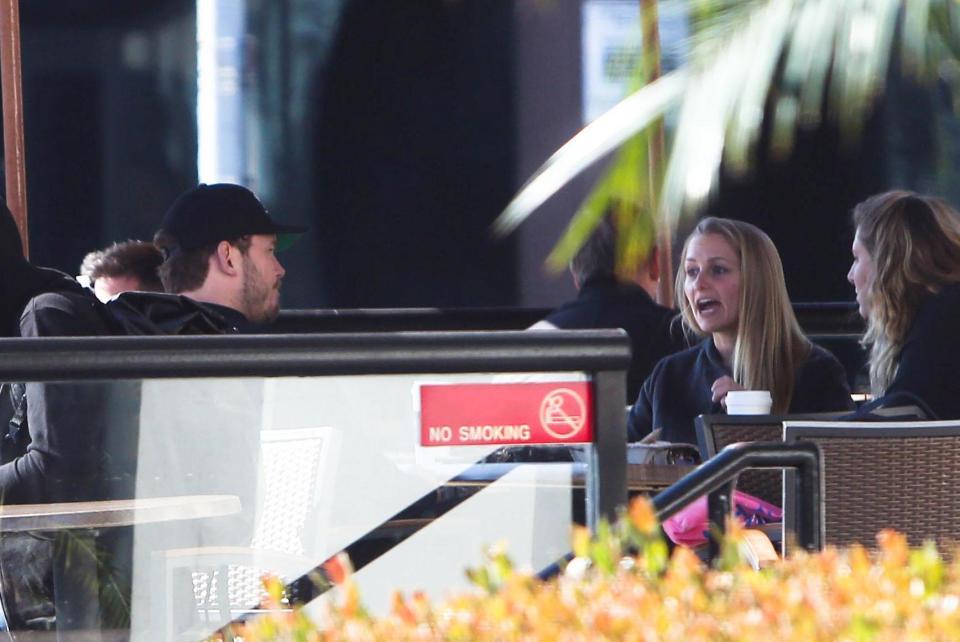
left=223, top=498, right=960, bottom=640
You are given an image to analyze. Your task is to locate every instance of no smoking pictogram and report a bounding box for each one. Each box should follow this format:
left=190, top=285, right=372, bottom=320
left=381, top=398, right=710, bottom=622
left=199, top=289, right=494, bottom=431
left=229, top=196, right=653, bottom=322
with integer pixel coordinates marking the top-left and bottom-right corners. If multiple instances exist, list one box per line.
left=539, top=388, right=586, bottom=440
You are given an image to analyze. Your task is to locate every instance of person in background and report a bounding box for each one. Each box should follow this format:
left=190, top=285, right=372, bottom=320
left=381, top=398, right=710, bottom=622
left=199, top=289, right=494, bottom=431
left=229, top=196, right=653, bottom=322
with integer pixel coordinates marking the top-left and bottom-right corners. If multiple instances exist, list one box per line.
left=0, top=202, right=105, bottom=338
left=0, top=202, right=117, bottom=633
left=848, top=191, right=960, bottom=419
left=628, top=217, right=853, bottom=444
left=531, top=215, right=684, bottom=401
left=1, top=200, right=115, bottom=503
left=79, top=240, right=164, bottom=302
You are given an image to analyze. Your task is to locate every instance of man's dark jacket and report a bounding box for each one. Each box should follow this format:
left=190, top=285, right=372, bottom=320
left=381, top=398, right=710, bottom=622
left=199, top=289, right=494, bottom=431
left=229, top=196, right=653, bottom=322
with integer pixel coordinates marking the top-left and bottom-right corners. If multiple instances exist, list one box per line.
left=107, top=291, right=247, bottom=335
left=3, top=289, right=241, bottom=631
left=6, top=291, right=239, bottom=504
left=0, top=204, right=97, bottom=338
left=544, top=275, right=685, bottom=401
left=0, top=201, right=119, bottom=501
left=0, top=204, right=119, bottom=631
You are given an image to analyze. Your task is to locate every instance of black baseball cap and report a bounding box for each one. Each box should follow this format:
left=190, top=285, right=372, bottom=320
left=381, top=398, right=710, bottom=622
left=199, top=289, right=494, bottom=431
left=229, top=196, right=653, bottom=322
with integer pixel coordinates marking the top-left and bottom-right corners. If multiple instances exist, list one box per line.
left=159, top=183, right=307, bottom=253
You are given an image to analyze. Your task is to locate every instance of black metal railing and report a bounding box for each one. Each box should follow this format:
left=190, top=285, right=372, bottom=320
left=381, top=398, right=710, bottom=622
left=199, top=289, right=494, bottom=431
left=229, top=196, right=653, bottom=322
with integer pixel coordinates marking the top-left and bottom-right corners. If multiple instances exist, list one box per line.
left=653, top=441, right=823, bottom=556
left=0, top=330, right=632, bottom=640
left=270, top=303, right=862, bottom=336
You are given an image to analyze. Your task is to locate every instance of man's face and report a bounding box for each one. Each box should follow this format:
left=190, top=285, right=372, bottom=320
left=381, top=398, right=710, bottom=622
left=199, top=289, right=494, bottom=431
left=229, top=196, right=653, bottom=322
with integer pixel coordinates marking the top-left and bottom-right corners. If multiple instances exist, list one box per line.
left=238, top=234, right=285, bottom=323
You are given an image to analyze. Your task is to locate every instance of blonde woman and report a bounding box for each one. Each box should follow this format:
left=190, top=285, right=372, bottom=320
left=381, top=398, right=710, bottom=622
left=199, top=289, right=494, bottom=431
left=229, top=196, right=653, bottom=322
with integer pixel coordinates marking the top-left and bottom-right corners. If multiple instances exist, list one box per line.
left=848, top=191, right=960, bottom=419
left=627, top=217, right=853, bottom=443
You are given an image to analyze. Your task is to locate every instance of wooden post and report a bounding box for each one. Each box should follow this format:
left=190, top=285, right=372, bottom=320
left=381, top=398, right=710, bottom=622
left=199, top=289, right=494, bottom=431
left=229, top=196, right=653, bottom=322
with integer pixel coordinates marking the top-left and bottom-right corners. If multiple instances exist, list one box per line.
left=639, top=0, right=672, bottom=305
left=0, top=0, right=27, bottom=257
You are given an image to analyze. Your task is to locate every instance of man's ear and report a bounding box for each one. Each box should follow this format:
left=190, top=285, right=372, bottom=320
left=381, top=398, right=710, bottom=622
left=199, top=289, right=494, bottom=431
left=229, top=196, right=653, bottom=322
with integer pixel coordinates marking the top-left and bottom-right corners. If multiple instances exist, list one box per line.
left=214, top=240, right=241, bottom=276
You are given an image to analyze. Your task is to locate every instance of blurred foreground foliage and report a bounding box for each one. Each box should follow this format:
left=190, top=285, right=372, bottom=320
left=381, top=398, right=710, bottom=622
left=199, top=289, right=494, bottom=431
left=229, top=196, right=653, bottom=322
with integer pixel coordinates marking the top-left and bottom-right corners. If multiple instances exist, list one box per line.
left=218, top=496, right=960, bottom=641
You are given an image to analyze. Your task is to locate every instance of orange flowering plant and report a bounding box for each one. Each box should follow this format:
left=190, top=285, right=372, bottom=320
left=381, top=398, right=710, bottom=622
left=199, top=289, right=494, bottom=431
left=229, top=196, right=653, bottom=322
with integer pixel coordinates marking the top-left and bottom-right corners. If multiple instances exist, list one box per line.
left=219, top=497, right=960, bottom=641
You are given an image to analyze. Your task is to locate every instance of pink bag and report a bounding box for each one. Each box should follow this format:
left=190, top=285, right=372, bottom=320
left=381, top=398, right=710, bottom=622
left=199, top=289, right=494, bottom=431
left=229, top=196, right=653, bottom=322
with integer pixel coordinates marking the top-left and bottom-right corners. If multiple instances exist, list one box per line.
left=662, top=491, right=782, bottom=547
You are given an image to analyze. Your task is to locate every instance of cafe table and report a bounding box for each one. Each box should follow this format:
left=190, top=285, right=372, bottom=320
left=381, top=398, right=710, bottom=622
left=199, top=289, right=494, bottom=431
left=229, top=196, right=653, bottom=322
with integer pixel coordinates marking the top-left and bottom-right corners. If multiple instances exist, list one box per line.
left=0, top=494, right=243, bottom=634
left=0, top=494, right=241, bottom=532
left=626, top=463, right=697, bottom=494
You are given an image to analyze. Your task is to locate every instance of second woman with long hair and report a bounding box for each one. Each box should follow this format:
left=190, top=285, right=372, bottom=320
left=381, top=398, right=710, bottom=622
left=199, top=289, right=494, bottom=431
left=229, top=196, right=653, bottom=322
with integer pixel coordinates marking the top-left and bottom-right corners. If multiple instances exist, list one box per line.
left=848, top=190, right=960, bottom=418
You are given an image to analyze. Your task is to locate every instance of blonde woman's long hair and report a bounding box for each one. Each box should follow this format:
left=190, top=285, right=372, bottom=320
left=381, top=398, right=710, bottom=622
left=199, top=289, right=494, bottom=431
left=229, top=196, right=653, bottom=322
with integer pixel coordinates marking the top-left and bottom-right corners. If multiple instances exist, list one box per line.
left=675, top=217, right=810, bottom=413
left=853, top=191, right=960, bottom=395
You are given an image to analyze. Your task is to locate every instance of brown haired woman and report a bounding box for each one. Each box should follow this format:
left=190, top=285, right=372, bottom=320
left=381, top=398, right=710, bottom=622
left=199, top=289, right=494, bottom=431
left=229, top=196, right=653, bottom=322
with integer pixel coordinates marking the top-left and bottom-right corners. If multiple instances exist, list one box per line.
left=627, top=217, right=853, bottom=444
left=848, top=191, right=960, bottom=419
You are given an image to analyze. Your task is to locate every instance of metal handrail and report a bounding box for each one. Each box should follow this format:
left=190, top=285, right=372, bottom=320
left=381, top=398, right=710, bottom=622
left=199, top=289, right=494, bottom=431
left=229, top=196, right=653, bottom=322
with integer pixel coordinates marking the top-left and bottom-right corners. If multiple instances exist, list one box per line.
left=653, top=441, right=823, bottom=554
left=0, top=329, right=630, bottom=381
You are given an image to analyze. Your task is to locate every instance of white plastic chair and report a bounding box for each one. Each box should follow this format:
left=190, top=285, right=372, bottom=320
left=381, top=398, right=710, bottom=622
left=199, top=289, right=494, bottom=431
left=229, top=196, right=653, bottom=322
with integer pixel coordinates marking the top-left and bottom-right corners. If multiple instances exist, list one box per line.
left=153, top=425, right=338, bottom=639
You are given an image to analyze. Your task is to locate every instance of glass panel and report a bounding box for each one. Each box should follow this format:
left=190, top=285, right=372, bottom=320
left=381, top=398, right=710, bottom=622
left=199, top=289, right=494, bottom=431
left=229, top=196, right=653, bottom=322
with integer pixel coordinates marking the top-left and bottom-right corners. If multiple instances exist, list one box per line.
left=0, top=372, right=590, bottom=640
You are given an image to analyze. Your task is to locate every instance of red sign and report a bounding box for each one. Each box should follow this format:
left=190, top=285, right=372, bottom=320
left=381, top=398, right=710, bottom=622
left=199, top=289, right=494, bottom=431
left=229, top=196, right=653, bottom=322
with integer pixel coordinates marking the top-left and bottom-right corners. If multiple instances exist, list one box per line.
left=419, top=381, right=593, bottom=447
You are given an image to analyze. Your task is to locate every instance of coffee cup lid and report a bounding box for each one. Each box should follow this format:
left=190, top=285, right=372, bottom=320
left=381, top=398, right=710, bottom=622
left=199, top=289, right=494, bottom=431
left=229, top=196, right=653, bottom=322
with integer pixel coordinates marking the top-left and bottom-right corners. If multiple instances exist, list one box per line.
left=726, top=390, right=772, bottom=404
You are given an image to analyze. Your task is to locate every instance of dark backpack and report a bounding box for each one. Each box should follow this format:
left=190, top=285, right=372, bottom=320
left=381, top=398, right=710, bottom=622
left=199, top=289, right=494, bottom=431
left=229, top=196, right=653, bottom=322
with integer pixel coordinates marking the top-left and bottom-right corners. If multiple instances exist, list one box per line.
left=0, top=383, right=29, bottom=465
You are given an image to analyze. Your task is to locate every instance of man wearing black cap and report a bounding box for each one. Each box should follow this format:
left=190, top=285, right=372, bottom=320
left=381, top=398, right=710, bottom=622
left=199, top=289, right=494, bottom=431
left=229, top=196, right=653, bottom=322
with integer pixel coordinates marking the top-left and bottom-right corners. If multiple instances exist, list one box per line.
left=147, top=182, right=305, bottom=331
left=1, top=185, right=302, bottom=498
left=0, top=185, right=305, bottom=630
left=531, top=214, right=684, bottom=402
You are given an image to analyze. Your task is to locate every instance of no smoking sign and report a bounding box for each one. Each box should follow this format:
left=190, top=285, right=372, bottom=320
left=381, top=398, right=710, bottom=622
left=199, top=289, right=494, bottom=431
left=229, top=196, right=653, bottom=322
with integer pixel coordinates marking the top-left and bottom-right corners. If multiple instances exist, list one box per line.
left=418, top=381, right=594, bottom=447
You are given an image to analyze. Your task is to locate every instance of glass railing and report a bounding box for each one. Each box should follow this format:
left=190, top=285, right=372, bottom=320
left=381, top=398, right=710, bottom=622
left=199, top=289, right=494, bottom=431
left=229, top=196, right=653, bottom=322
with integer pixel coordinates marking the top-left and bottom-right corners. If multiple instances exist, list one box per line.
left=0, top=331, right=629, bottom=640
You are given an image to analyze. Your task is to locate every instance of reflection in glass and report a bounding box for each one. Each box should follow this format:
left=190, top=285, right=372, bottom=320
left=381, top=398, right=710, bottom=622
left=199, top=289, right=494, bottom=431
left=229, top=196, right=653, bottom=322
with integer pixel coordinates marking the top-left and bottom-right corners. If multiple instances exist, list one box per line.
left=0, top=373, right=585, bottom=640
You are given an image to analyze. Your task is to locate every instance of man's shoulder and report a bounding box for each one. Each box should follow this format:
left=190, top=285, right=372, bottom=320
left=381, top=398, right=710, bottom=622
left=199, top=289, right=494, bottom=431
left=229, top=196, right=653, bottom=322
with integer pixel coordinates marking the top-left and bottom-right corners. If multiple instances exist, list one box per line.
left=23, top=271, right=87, bottom=304
left=26, top=288, right=88, bottom=308
left=546, top=282, right=675, bottom=330
left=107, top=291, right=237, bottom=335
left=21, top=288, right=115, bottom=337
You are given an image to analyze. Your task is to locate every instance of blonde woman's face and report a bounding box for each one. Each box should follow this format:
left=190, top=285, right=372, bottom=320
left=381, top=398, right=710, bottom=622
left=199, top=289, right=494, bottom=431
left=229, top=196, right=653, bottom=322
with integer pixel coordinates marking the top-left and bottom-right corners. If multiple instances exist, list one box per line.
left=683, top=233, right=741, bottom=338
left=847, top=228, right=875, bottom=319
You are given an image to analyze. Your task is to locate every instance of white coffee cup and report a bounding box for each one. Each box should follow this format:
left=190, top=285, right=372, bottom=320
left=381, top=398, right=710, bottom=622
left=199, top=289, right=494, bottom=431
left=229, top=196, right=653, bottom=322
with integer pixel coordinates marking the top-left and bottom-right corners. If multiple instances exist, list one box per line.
left=725, top=390, right=772, bottom=415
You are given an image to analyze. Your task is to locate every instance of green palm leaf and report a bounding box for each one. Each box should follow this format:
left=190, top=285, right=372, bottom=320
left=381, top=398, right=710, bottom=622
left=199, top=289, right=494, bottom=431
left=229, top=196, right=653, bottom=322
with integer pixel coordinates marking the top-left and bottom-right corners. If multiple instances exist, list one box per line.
left=495, top=0, right=960, bottom=272
left=491, top=70, right=687, bottom=238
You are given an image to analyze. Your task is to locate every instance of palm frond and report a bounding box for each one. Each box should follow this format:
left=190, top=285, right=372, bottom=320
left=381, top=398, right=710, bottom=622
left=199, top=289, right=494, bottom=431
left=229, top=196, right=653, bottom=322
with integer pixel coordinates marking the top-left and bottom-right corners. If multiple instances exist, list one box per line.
left=545, top=127, right=655, bottom=272
left=495, top=0, right=960, bottom=267
left=491, top=70, right=687, bottom=237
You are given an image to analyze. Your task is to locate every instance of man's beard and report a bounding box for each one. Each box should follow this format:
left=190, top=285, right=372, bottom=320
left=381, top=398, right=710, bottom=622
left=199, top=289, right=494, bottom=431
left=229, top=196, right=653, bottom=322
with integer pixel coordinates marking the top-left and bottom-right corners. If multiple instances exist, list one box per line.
left=240, top=256, right=280, bottom=324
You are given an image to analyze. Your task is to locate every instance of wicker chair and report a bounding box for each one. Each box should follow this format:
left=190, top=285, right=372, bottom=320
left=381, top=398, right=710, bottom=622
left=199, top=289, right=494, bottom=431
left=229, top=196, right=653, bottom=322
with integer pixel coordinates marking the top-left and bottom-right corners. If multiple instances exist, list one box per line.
left=695, top=415, right=792, bottom=507
left=696, top=412, right=853, bottom=508
left=783, top=420, right=960, bottom=554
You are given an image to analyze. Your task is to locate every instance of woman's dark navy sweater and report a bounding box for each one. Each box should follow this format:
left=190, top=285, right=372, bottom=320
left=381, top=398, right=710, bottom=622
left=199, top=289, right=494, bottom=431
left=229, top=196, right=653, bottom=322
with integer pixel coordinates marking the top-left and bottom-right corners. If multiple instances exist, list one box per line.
left=627, top=339, right=854, bottom=444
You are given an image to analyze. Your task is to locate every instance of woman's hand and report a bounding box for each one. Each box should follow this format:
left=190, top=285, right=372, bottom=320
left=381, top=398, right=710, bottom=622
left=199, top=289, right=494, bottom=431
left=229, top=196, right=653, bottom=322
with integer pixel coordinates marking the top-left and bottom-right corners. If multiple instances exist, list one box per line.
left=711, top=375, right=744, bottom=408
